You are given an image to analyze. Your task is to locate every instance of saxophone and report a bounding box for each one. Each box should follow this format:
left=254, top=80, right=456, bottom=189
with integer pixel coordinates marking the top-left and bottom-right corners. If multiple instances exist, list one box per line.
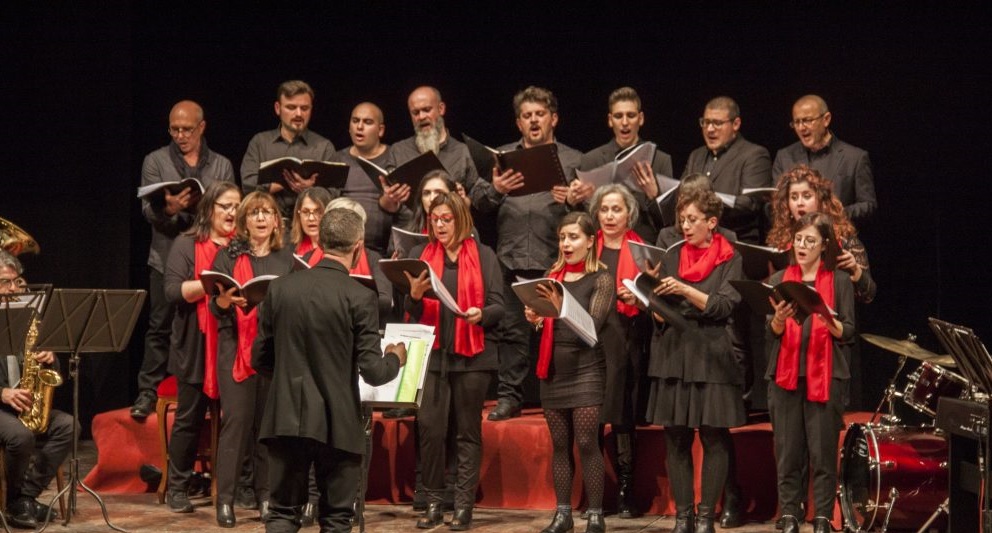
left=18, top=315, right=63, bottom=433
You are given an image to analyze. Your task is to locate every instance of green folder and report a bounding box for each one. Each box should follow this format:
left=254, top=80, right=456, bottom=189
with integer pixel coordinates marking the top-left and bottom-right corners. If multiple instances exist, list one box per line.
left=394, top=339, right=428, bottom=403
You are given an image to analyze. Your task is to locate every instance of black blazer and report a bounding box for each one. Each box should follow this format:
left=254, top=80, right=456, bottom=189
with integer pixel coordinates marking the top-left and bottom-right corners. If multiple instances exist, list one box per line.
left=252, top=258, right=400, bottom=454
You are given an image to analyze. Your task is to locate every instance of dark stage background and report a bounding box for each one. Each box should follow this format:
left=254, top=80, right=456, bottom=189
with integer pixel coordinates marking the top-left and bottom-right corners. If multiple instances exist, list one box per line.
left=2, top=3, right=989, bottom=434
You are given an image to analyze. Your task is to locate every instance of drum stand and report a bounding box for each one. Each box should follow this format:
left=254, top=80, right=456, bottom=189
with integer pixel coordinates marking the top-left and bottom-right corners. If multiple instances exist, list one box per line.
left=915, top=497, right=949, bottom=533
left=871, top=355, right=907, bottom=425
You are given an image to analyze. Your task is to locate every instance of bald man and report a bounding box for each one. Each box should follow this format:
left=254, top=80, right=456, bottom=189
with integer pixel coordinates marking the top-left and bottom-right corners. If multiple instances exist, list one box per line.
left=333, top=102, right=398, bottom=253
left=131, top=100, right=235, bottom=420
left=389, top=86, right=481, bottom=200
left=772, top=95, right=877, bottom=224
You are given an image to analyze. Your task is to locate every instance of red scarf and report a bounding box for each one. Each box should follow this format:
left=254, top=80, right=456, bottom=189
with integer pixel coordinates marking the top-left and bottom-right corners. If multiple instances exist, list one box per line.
left=232, top=254, right=258, bottom=383
left=774, top=264, right=836, bottom=402
left=536, top=261, right=586, bottom=380
left=350, top=246, right=371, bottom=276
left=297, top=239, right=323, bottom=268
left=597, top=229, right=642, bottom=318
left=418, top=238, right=485, bottom=356
left=678, top=232, right=735, bottom=282
left=194, top=239, right=223, bottom=399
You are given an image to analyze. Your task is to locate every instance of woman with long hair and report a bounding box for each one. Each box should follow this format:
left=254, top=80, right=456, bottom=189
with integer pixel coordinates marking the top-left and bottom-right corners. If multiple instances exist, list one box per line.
left=402, top=193, right=504, bottom=531
left=645, top=187, right=745, bottom=533
left=208, top=191, right=294, bottom=527
left=766, top=212, right=855, bottom=533
left=524, top=211, right=616, bottom=533
left=289, top=186, right=334, bottom=266
left=162, top=181, right=241, bottom=513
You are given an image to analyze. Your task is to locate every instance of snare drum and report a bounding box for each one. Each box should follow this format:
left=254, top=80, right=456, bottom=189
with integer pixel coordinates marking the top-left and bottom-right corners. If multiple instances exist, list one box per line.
left=903, top=361, right=969, bottom=417
left=840, top=424, right=947, bottom=531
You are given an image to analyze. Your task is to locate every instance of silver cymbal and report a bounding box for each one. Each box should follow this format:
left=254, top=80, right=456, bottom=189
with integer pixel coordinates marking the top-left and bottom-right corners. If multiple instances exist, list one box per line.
left=861, top=333, right=940, bottom=362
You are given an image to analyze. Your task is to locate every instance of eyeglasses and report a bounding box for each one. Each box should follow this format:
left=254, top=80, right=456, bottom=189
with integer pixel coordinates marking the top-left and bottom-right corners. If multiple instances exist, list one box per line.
left=678, top=215, right=708, bottom=226
left=249, top=208, right=277, bottom=219
left=0, top=276, right=26, bottom=290
left=699, top=117, right=733, bottom=128
left=215, top=202, right=240, bottom=213
left=793, top=235, right=823, bottom=248
left=298, top=208, right=322, bottom=220
left=430, top=214, right=455, bottom=226
left=788, top=113, right=826, bottom=129
left=168, top=121, right=202, bottom=137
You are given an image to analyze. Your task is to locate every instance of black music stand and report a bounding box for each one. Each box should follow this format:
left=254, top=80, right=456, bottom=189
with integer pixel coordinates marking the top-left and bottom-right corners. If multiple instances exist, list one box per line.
left=929, top=318, right=992, bottom=533
left=33, top=289, right=146, bottom=533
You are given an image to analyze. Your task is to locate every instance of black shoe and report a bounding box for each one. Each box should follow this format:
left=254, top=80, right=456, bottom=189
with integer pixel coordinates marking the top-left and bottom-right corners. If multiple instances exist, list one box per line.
left=779, top=515, right=800, bottom=533
left=235, top=485, right=258, bottom=509
left=719, top=492, right=743, bottom=528
left=417, top=502, right=444, bottom=529
left=167, top=491, right=193, bottom=513
left=694, top=505, right=715, bottom=533
left=32, top=499, right=59, bottom=522
left=540, top=510, right=574, bottom=533
left=383, top=407, right=417, bottom=419
left=616, top=471, right=638, bottom=519
left=259, top=500, right=270, bottom=522
left=672, top=508, right=694, bottom=533
left=298, top=502, right=316, bottom=527
left=585, top=511, right=605, bottom=533
left=450, top=507, right=473, bottom=531
left=812, top=516, right=831, bottom=533
left=139, top=463, right=162, bottom=492
left=216, top=503, right=236, bottom=528
left=486, top=401, right=521, bottom=421
left=412, top=489, right=428, bottom=512
left=7, top=497, right=39, bottom=529
left=130, top=391, right=156, bottom=420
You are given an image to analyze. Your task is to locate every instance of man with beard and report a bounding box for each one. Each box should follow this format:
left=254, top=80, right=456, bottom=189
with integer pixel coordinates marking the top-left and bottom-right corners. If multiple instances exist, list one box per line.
left=130, top=100, right=235, bottom=421
left=772, top=94, right=877, bottom=225
left=334, top=102, right=402, bottom=254
left=242, top=80, right=337, bottom=220
left=389, top=86, right=480, bottom=202
left=471, top=86, right=583, bottom=420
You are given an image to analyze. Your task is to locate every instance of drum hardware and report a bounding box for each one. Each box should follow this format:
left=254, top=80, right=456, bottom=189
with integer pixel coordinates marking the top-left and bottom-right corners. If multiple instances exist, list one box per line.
left=880, top=487, right=898, bottom=533
left=914, top=497, right=949, bottom=533
left=870, top=352, right=908, bottom=425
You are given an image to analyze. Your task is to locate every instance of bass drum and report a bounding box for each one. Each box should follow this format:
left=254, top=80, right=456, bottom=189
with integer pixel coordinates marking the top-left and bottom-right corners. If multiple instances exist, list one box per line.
left=839, top=424, right=947, bottom=531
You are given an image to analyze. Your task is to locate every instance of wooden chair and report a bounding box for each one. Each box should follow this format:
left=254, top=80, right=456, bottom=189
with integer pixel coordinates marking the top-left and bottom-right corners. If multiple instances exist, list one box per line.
left=0, top=445, right=67, bottom=518
left=154, top=376, right=220, bottom=505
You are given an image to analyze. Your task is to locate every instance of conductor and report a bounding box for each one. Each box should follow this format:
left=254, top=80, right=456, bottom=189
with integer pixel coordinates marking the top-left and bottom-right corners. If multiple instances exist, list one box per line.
left=252, top=208, right=407, bottom=532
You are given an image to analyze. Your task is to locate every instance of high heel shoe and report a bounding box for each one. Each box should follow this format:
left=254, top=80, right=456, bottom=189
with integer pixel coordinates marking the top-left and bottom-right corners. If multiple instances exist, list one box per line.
left=585, top=511, right=605, bottom=533
left=449, top=507, right=473, bottom=531
left=540, top=510, right=574, bottom=533
left=417, top=502, right=444, bottom=529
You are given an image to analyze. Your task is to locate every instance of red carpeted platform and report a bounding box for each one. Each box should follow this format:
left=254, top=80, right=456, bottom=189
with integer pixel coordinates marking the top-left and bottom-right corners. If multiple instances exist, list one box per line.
left=84, top=404, right=874, bottom=524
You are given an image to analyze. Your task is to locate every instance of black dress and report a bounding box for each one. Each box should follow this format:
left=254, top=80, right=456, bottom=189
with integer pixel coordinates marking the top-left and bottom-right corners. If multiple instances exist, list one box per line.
left=539, top=270, right=616, bottom=410
left=645, top=245, right=746, bottom=428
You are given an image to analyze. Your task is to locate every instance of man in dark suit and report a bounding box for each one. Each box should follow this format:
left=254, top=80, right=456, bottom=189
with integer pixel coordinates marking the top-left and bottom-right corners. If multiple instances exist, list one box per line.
left=772, top=94, right=877, bottom=225
left=252, top=208, right=407, bottom=533
left=682, top=96, right=772, bottom=244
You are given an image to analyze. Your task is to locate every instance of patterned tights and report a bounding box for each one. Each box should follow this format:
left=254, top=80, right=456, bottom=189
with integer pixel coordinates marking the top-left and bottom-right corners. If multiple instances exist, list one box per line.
left=544, top=406, right=604, bottom=509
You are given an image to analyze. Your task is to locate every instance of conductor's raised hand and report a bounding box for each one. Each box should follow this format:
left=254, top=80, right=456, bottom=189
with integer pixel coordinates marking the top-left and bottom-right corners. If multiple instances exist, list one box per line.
left=492, top=167, right=525, bottom=195
left=404, top=270, right=431, bottom=301
left=386, top=342, right=408, bottom=366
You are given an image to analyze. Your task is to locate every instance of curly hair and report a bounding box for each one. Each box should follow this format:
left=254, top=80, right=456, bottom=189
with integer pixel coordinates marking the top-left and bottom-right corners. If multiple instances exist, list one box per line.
left=767, top=165, right=856, bottom=249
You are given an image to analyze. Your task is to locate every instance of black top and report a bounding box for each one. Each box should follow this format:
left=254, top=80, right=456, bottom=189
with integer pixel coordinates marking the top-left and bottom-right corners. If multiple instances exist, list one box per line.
left=164, top=234, right=208, bottom=383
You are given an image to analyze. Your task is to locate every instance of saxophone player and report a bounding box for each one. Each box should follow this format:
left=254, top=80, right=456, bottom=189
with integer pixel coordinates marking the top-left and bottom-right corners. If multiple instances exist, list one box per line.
left=0, top=250, right=76, bottom=530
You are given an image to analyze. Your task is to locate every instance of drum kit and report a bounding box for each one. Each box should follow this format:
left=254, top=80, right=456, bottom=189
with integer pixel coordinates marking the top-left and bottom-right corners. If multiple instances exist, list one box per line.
left=839, top=332, right=973, bottom=532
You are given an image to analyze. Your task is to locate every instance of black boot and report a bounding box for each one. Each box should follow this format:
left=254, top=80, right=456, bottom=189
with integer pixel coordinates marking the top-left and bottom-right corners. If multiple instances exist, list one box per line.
left=812, top=516, right=831, bottom=533
left=719, top=483, right=743, bottom=528
left=416, top=502, right=444, bottom=529
left=779, top=515, right=800, bottom=533
left=672, top=506, right=694, bottom=533
left=216, top=503, right=235, bottom=528
left=585, top=511, right=605, bottom=533
left=450, top=507, right=473, bottom=531
left=616, top=468, right=638, bottom=519
left=540, top=509, right=574, bottom=533
left=694, top=505, right=715, bottom=533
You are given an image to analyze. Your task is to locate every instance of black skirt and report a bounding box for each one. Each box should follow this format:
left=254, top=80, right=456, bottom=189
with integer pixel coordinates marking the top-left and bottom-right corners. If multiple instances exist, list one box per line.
left=646, top=378, right=746, bottom=428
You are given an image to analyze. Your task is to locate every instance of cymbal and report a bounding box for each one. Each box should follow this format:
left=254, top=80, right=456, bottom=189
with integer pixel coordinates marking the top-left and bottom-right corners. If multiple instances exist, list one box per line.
left=861, top=333, right=940, bottom=362
left=928, top=354, right=957, bottom=368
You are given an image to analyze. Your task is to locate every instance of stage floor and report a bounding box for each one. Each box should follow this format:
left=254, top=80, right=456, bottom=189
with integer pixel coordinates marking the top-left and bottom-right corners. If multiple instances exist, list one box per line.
left=37, top=442, right=799, bottom=533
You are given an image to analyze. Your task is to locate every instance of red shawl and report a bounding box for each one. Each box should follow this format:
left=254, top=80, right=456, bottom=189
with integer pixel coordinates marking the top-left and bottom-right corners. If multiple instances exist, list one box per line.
left=350, top=246, right=371, bottom=276
left=194, top=239, right=223, bottom=399
left=418, top=238, right=485, bottom=356
left=678, top=232, right=735, bottom=282
left=297, top=239, right=323, bottom=268
left=774, top=264, right=836, bottom=402
left=536, top=261, right=586, bottom=380
left=232, top=254, right=258, bottom=383
left=597, top=229, right=642, bottom=318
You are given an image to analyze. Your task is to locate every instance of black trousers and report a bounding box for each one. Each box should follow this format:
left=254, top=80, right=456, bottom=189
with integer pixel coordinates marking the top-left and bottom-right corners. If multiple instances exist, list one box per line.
left=417, top=369, right=491, bottom=509
left=664, top=425, right=732, bottom=513
left=166, top=379, right=210, bottom=492
left=216, top=350, right=270, bottom=506
left=496, top=268, right=542, bottom=405
left=136, top=269, right=172, bottom=395
left=767, top=379, right=845, bottom=518
left=0, top=408, right=75, bottom=503
left=266, top=437, right=361, bottom=533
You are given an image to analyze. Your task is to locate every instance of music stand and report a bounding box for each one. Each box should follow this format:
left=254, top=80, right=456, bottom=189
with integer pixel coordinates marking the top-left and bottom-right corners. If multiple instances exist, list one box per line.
left=33, top=289, right=146, bottom=533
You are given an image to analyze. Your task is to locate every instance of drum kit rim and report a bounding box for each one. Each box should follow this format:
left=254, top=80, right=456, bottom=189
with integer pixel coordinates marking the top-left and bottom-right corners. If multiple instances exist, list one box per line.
left=839, top=333, right=968, bottom=533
